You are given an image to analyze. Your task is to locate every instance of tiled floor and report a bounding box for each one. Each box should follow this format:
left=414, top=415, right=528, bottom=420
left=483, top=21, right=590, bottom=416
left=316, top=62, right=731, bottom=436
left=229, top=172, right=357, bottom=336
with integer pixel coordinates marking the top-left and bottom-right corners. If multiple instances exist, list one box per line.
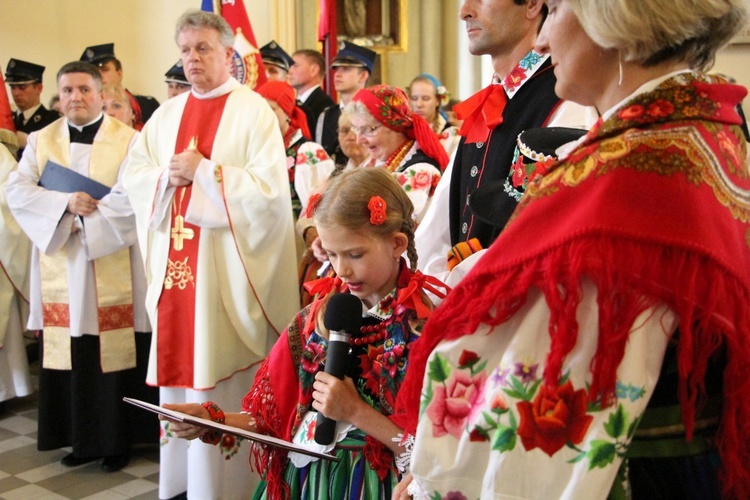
left=0, top=361, right=161, bottom=500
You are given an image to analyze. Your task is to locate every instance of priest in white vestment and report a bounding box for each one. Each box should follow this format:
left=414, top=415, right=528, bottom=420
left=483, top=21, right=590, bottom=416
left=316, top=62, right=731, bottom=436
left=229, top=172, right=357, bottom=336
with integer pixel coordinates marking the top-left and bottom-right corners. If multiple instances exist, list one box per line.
left=0, top=142, right=32, bottom=416
left=6, top=61, right=157, bottom=472
left=123, top=10, right=299, bottom=499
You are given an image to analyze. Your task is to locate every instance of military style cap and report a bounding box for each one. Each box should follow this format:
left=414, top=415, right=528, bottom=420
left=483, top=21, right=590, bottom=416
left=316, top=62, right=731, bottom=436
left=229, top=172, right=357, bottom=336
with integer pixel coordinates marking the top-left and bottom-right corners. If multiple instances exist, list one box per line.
left=332, top=41, right=376, bottom=74
left=260, top=41, right=294, bottom=72
left=79, top=43, right=116, bottom=65
left=5, top=58, right=45, bottom=85
left=165, top=60, right=189, bottom=85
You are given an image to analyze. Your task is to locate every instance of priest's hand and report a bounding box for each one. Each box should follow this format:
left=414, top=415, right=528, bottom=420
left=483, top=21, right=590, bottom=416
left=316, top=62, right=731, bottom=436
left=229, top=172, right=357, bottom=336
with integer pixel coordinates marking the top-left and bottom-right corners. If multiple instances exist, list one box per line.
left=160, top=403, right=210, bottom=440
left=67, top=192, right=98, bottom=216
left=169, top=149, right=203, bottom=186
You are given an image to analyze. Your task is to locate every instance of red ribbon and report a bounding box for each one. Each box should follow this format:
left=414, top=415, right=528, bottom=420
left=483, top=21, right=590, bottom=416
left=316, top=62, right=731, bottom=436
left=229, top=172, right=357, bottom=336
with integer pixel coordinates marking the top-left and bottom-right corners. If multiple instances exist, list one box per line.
left=396, top=271, right=451, bottom=319
left=454, top=84, right=507, bottom=144
left=302, top=276, right=348, bottom=336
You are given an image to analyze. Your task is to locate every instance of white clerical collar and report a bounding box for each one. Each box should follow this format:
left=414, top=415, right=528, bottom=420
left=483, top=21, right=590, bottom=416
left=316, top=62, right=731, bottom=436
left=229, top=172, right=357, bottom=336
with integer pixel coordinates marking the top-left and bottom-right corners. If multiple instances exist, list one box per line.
left=21, top=103, right=42, bottom=122
left=67, top=112, right=104, bottom=131
left=297, top=85, right=320, bottom=103
left=191, top=77, right=241, bottom=100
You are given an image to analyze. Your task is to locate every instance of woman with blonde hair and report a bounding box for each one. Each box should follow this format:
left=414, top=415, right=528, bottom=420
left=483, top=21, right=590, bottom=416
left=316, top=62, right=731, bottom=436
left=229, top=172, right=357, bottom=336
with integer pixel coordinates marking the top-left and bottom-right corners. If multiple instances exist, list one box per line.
left=395, top=0, right=750, bottom=498
left=102, top=85, right=135, bottom=129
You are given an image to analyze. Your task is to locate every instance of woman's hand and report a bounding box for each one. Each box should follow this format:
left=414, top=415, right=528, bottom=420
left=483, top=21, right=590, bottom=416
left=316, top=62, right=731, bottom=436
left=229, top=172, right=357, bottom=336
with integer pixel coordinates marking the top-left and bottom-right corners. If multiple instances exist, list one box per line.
left=160, top=403, right=210, bottom=440
left=312, top=372, right=364, bottom=423
left=393, top=473, right=414, bottom=499
left=311, top=236, right=328, bottom=263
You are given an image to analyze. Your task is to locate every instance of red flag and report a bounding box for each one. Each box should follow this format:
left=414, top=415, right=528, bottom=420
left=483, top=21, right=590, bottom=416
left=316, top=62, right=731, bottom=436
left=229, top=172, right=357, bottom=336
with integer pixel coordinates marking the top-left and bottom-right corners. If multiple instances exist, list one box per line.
left=204, top=0, right=267, bottom=90
left=0, top=65, right=18, bottom=154
left=318, top=0, right=338, bottom=98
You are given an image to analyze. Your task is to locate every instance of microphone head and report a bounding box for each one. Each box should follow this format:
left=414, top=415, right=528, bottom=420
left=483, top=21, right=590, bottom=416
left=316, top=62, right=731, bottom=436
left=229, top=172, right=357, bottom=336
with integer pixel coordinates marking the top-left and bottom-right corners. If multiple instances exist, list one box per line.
left=323, top=293, right=362, bottom=333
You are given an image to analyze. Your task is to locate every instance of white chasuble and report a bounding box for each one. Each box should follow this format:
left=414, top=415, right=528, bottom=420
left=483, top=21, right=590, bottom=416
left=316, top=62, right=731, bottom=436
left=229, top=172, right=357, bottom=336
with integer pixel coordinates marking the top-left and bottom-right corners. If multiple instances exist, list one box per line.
left=124, top=79, right=300, bottom=390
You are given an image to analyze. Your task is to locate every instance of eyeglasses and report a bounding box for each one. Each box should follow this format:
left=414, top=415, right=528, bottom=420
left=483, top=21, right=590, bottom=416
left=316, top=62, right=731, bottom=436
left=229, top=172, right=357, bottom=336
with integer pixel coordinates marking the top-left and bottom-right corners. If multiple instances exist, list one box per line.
left=337, top=126, right=354, bottom=136
left=351, top=124, right=382, bottom=138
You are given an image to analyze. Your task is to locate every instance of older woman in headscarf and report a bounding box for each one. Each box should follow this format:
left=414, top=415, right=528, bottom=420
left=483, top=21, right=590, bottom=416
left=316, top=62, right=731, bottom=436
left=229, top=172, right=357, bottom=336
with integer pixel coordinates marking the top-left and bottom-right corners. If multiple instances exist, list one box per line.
left=347, top=84, right=449, bottom=224
left=394, top=0, right=750, bottom=499
left=256, top=81, right=335, bottom=219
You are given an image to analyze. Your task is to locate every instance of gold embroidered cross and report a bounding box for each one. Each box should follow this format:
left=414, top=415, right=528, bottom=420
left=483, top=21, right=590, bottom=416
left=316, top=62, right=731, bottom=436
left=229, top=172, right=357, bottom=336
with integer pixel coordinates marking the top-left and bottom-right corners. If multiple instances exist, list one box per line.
left=171, top=215, right=194, bottom=251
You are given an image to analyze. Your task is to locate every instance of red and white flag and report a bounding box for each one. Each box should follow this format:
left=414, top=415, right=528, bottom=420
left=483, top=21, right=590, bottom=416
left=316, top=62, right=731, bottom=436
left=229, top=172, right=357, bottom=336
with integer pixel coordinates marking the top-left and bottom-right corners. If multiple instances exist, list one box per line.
left=318, top=0, right=337, bottom=98
left=201, top=0, right=267, bottom=89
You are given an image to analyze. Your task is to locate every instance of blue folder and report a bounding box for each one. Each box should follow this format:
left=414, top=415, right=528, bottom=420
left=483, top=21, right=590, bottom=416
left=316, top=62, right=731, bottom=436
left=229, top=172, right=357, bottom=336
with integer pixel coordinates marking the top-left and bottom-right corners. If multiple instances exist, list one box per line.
left=38, top=160, right=111, bottom=200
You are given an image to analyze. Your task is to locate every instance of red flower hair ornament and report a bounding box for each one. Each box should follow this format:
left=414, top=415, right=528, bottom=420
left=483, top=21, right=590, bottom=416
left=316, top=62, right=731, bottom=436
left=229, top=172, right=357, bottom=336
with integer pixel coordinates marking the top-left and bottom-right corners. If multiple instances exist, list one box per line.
left=305, top=193, right=322, bottom=219
left=367, top=196, right=387, bottom=225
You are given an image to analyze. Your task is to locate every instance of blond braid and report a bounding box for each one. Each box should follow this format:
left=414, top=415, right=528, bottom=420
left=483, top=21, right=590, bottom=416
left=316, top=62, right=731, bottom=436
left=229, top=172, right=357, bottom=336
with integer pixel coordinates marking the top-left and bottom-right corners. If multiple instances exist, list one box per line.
left=402, top=218, right=418, bottom=272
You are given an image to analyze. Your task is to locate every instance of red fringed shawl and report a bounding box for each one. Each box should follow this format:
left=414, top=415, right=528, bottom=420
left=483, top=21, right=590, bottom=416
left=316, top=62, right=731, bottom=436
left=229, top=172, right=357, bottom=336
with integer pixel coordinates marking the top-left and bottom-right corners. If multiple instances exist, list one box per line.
left=394, top=73, right=750, bottom=497
left=243, top=263, right=447, bottom=497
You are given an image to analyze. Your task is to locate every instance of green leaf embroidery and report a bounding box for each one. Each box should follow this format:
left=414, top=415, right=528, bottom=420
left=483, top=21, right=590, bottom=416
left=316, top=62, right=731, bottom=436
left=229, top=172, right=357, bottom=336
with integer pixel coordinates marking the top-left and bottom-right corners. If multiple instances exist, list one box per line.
left=428, top=353, right=452, bottom=383
left=603, top=404, right=627, bottom=439
left=483, top=412, right=496, bottom=428
left=502, top=388, right=525, bottom=400
left=527, top=378, right=542, bottom=400
left=586, top=440, right=617, bottom=469
left=568, top=451, right=587, bottom=464
left=492, top=425, right=516, bottom=452
left=420, top=382, right=434, bottom=418
left=509, top=375, right=527, bottom=397
left=474, top=360, right=488, bottom=374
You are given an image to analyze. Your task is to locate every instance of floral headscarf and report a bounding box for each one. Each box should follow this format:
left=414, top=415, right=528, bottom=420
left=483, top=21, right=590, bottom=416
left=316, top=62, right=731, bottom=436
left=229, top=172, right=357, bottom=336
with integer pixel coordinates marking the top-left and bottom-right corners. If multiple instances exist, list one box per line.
left=352, top=85, right=449, bottom=169
left=257, top=81, right=311, bottom=139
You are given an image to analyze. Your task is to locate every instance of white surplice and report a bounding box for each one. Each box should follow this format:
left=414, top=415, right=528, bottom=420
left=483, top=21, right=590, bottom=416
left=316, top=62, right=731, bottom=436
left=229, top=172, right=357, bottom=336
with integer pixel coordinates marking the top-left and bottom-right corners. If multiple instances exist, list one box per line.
left=0, top=143, right=32, bottom=402
left=6, top=115, right=148, bottom=336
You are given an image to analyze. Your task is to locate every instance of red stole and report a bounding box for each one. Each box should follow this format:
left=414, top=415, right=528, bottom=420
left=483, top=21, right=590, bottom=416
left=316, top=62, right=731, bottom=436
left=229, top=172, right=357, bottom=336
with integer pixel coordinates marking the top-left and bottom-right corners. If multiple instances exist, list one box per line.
left=156, top=92, right=230, bottom=387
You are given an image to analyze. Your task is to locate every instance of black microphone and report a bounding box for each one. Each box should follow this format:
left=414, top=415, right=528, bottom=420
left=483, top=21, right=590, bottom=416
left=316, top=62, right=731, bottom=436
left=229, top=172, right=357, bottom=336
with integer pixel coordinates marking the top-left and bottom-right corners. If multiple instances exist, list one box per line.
left=314, top=293, right=362, bottom=445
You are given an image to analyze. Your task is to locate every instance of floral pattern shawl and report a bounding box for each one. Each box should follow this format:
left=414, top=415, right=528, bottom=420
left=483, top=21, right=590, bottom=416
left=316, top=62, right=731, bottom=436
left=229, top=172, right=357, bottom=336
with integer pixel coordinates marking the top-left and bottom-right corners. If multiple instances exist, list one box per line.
left=395, top=72, right=750, bottom=498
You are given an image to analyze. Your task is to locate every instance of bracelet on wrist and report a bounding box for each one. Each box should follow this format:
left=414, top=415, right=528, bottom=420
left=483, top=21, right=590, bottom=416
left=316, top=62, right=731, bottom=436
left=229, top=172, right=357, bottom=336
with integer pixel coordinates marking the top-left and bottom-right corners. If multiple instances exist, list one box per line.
left=199, top=401, right=225, bottom=445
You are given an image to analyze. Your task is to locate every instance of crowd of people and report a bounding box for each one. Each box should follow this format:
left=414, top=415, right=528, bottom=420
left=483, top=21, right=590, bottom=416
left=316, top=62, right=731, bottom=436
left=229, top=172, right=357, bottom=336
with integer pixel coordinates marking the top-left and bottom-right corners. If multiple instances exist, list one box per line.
left=1, top=0, right=749, bottom=499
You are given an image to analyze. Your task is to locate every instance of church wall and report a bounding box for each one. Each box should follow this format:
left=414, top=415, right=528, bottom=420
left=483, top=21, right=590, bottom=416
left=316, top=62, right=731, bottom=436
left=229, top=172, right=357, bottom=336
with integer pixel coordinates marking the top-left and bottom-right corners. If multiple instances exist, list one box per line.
left=0, top=1, right=748, bottom=118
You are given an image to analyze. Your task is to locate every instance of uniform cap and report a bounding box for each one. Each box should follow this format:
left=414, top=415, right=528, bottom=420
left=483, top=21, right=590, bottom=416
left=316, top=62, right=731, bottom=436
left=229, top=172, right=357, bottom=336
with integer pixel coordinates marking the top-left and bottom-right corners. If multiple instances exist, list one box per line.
left=164, top=60, right=189, bottom=85
left=332, top=41, right=376, bottom=74
left=5, top=59, right=45, bottom=85
left=260, top=40, right=294, bottom=72
left=79, top=43, right=116, bottom=65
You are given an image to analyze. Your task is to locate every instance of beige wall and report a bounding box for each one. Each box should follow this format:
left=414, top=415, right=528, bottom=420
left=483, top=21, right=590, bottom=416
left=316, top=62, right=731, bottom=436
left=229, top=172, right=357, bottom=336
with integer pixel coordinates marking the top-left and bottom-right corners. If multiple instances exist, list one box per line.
left=0, top=0, right=274, bottom=107
left=1, top=1, right=748, bottom=118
